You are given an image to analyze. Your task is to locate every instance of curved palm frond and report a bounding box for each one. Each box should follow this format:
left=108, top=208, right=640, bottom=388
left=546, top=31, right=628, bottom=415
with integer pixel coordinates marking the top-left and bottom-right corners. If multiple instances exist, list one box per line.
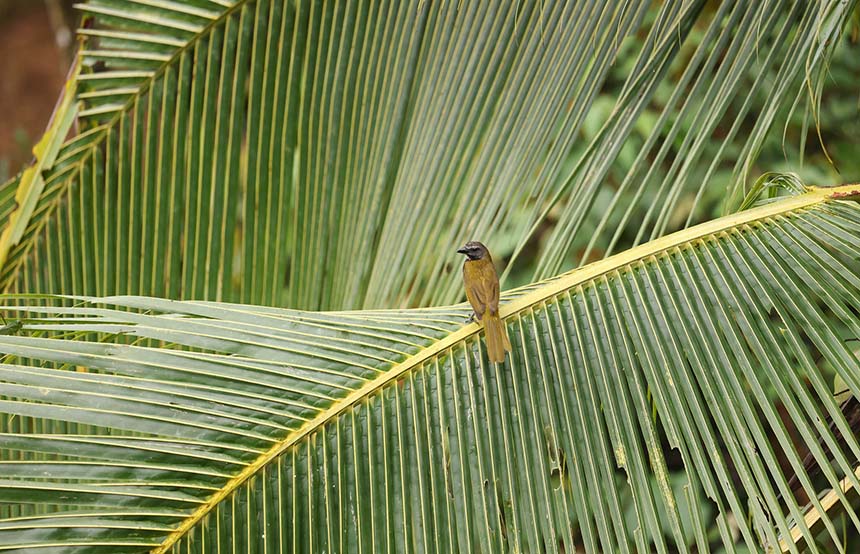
left=0, top=0, right=854, bottom=310
left=73, top=0, right=240, bottom=122
left=0, top=62, right=80, bottom=271
left=1, top=185, right=859, bottom=553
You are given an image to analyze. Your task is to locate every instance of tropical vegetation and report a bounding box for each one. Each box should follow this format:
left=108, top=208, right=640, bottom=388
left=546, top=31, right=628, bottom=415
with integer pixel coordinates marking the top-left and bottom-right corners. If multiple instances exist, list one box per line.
left=1, top=1, right=859, bottom=552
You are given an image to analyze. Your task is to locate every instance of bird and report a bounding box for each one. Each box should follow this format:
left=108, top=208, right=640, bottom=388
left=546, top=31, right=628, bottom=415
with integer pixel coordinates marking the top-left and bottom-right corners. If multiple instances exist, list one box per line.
left=457, top=241, right=511, bottom=363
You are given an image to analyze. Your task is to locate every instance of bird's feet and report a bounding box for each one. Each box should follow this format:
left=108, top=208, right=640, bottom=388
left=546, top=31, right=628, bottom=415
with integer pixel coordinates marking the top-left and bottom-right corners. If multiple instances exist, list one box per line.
left=465, top=311, right=477, bottom=323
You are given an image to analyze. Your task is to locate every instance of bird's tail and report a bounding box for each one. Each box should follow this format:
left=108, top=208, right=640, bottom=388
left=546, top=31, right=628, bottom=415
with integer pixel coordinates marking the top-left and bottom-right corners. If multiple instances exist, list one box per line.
left=483, top=313, right=511, bottom=363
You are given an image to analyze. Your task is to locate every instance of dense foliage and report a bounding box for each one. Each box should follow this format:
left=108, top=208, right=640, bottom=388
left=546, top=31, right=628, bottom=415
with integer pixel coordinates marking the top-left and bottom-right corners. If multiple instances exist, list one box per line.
left=0, top=1, right=859, bottom=552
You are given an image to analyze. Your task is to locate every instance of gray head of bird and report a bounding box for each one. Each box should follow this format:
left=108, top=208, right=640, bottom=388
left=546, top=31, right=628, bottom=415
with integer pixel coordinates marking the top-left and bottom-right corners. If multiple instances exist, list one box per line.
left=457, top=241, right=489, bottom=261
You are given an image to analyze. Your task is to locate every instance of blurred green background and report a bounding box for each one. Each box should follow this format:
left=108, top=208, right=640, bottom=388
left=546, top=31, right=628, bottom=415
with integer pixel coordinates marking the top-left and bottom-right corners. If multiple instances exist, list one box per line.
left=501, top=5, right=860, bottom=290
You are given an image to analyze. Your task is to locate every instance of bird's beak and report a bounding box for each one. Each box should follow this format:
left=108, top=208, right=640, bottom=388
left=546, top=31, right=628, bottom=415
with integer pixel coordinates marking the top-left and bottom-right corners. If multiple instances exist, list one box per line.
left=456, top=245, right=468, bottom=254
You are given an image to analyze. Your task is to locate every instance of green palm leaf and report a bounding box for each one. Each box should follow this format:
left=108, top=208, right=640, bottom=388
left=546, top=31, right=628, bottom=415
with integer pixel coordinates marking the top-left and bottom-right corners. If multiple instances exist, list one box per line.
left=1, top=185, right=859, bottom=552
left=0, top=0, right=853, bottom=310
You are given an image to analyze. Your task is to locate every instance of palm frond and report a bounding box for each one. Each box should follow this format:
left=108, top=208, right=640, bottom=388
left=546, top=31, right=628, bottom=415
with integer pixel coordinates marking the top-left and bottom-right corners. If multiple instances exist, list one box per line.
left=0, top=1, right=855, bottom=311
left=1, top=185, right=859, bottom=552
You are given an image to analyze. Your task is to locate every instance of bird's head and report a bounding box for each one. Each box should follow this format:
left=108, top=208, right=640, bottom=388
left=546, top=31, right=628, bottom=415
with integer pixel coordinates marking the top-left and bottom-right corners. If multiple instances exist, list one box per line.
left=457, top=241, right=489, bottom=261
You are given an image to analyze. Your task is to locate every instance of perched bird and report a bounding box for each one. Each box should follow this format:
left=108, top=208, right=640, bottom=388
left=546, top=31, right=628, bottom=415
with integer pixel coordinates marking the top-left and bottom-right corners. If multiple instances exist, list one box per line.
left=457, top=241, right=511, bottom=363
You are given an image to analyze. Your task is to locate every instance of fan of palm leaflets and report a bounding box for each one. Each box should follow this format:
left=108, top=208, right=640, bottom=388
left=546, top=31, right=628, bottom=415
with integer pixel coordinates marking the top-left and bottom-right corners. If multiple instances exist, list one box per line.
left=0, top=0, right=853, bottom=310
left=0, top=185, right=859, bottom=552
left=1, top=0, right=860, bottom=552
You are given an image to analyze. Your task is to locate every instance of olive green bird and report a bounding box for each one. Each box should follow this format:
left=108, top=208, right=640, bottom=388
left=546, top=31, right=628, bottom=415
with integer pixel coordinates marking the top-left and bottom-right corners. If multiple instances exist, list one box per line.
left=457, top=241, right=511, bottom=363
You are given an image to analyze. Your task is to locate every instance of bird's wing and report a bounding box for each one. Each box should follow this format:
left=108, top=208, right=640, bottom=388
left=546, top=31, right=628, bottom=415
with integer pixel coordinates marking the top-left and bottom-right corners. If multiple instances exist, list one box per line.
left=489, top=276, right=500, bottom=315
left=465, top=279, right=488, bottom=317
left=463, top=262, right=489, bottom=317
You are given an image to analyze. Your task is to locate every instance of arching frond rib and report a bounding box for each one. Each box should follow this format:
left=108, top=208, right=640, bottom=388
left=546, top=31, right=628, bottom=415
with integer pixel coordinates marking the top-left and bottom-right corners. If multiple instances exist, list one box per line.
left=152, top=183, right=859, bottom=553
